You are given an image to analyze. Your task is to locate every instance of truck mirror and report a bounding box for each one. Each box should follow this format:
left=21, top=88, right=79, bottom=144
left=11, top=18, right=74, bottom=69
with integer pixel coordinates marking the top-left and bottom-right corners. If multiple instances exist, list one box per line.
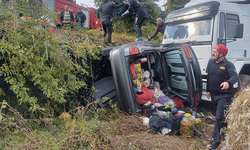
left=233, top=24, right=243, bottom=38
left=147, top=34, right=151, bottom=41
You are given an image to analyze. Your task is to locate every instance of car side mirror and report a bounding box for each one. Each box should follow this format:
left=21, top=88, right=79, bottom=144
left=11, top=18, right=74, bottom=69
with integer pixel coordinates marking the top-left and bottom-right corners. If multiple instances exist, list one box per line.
left=147, top=34, right=151, bottom=41
left=233, top=24, right=243, bottom=38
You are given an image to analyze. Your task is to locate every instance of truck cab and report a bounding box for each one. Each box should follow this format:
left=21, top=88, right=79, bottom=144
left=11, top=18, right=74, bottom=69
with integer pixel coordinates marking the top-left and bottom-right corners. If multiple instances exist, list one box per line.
left=162, top=0, right=250, bottom=100
left=94, top=41, right=202, bottom=113
left=42, top=0, right=101, bottom=29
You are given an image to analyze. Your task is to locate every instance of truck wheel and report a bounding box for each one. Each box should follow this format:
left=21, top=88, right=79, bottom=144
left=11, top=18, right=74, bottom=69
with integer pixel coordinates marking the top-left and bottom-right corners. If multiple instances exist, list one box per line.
left=232, top=74, right=250, bottom=98
left=238, top=74, right=250, bottom=90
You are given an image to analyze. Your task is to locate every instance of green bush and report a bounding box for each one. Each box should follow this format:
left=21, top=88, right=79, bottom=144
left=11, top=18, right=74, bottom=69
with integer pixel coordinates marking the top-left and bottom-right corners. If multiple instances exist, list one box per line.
left=0, top=4, right=105, bottom=118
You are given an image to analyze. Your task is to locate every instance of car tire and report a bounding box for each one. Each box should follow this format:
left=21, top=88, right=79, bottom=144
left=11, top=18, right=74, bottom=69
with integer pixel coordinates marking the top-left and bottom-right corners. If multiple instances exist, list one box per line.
left=101, top=47, right=112, bottom=56
left=102, top=46, right=120, bottom=56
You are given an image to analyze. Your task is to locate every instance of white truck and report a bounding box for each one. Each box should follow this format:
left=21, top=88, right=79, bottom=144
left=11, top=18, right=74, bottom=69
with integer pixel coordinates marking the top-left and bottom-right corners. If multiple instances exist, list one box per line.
left=162, top=0, right=250, bottom=100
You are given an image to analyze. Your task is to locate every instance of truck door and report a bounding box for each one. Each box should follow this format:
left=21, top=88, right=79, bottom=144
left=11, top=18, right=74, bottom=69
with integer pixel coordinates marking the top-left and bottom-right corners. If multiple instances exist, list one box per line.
left=163, top=45, right=202, bottom=107
left=82, top=9, right=90, bottom=28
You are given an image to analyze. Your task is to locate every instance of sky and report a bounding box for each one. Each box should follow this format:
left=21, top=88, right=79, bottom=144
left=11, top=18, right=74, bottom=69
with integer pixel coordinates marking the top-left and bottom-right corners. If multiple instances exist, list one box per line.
left=76, top=0, right=166, bottom=10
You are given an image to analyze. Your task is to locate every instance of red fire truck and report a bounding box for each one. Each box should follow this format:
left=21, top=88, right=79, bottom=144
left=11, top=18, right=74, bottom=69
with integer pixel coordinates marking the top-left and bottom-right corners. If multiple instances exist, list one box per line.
left=43, top=0, right=101, bottom=29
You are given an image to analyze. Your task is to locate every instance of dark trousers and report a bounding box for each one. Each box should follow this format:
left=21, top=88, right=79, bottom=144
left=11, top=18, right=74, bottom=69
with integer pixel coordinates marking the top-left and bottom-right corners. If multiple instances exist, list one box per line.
left=76, top=22, right=84, bottom=28
left=210, top=93, right=231, bottom=143
left=62, top=22, right=73, bottom=29
left=134, top=14, right=146, bottom=38
left=101, top=19, right=112, bottom=43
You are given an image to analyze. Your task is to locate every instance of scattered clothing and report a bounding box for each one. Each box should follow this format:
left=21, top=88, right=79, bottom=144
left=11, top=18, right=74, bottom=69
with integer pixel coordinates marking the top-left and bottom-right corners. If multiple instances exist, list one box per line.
left=136, top=86, right=155, bottom=104
left=148, top=107, right=184, bottom=134
left=158, top=95, right=171, bottom=105
left=170, top=97, right=184, bottom=109
left=150, top=88, right=165, bottom=101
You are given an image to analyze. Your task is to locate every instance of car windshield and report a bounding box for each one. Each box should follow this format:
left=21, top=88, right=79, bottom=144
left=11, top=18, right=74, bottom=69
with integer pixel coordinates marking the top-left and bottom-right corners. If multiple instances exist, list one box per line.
left=164, top=19, right=212, bottom=40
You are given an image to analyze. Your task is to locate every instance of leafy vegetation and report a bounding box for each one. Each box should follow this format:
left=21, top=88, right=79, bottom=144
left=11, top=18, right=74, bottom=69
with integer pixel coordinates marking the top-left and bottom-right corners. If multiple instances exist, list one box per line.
left=0, top=1, right=216, bottom=149
left=0, top=2, right=115, bottom=118
left=166, top=0, right=190, bottom=13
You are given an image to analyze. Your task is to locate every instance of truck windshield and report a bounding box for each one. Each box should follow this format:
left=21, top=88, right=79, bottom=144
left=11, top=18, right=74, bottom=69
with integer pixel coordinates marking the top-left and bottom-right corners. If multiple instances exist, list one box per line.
left=164, top=19, right=212, bottom=40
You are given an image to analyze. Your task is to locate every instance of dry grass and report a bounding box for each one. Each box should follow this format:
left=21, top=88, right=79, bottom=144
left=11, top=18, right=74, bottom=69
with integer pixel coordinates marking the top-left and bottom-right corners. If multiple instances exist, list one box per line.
left=97, top=112, right=215, bottom=150
left=0, top=99, right=217, bottom=150
left=222, top=85, right=250, bottom=150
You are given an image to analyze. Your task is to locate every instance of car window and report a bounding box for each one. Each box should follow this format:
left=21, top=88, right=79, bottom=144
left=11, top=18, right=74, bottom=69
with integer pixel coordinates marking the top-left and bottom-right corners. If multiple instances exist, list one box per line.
left=226, top=13, right=239, bottom=38
left=219, top=12, right=226, bottom=42
left=164, top=50, right=188, bottom=96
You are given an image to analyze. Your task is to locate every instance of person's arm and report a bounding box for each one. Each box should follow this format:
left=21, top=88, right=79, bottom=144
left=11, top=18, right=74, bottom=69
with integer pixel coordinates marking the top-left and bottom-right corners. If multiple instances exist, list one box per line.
left=206, top=60, right=211, bottom=98
left=112, top=2, right=124, bottom=8
left=225, top=63, right=238, bottom=88
left=83, top=14, right=86, bottom=23
left=70, top=12, right=74, bottom=22
left=75, top=13, right=79, bottom=22
left=97, top=6, right=102, bottom=19
left=60, top=11, right=64, bottom=23
left=151, top=27, right=159, bottom=39
left=127, top=0, right=135, bottom=13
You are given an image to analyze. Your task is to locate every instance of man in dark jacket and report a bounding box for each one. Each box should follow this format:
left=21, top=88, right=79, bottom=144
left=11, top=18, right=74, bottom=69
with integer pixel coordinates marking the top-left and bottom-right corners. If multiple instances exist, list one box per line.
left=122, top=0, right=147, bottom=41
left=206, top=44, right=238, bottom=150
left=75, top=8, right=86, bottom=28
left=148, top=18, right=166, bottom=40
left=60, top=5, right=74, bottom=27
left=97, top=0, right=127, bottom=43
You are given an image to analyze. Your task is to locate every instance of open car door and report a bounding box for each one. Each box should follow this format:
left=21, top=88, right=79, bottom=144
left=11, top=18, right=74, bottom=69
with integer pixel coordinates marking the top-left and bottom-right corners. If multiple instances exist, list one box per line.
left=163, top=45, right=202, bottom=107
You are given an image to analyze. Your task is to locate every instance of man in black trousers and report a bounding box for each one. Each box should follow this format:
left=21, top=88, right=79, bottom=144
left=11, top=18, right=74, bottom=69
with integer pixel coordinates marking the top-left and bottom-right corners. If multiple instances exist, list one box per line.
left=75, top=8, right=86, bottom=28
left=97, top=0, right=128, bottom=43
left=206, top=44, right=238, bottom=149
left=122, top=0, right=147, bottom=41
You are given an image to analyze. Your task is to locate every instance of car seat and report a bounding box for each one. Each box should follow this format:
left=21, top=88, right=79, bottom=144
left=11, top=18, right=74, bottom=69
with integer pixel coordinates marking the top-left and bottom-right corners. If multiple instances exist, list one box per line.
left=149, top=55, right=160, bottom=89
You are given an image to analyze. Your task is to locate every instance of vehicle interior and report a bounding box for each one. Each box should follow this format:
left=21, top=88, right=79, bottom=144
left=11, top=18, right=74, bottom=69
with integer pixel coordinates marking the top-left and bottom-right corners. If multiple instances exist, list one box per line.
left=127, top=50, right=189, bottom=109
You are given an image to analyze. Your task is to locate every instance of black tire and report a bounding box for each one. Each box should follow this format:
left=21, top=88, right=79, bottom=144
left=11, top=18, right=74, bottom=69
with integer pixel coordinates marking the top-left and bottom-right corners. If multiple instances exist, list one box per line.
left=232, top=74, right=250, bottom=98
left=238, top=74, right=250, bottom=89
left=101, top=46, right=119, bottom=56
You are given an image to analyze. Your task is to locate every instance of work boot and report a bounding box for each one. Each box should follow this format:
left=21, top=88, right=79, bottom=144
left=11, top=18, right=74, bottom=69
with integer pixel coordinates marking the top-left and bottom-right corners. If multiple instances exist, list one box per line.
left=208, top=141, right=221, bottom=150
left=135, top=37, right=143, bottom=41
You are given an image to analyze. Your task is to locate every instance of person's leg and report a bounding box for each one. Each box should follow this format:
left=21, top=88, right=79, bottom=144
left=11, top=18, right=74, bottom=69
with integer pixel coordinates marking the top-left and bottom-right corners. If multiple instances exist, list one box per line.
left=137, top=18, right=145, bottom=38
left=134, top=14, right=145, bottom=41
left=210, top=94, right=228, bottom=149
left=106, top=24, right=112, bottom=43
left=211, top=93, right=218, bottom=115
left=134, top=14, right=141, bottom=39
left=101, top=21, right=107, bottom=38
left=80, top=23, right=83, bottom=28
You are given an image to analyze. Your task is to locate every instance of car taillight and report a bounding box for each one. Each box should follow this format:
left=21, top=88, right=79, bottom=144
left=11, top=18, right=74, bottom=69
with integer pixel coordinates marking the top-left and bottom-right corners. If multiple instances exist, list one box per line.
left=184, top=46, right=192, bottom=59
left=130, top=46, right=139, bottom=55
left=135, top=47, right=139, bottom=54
